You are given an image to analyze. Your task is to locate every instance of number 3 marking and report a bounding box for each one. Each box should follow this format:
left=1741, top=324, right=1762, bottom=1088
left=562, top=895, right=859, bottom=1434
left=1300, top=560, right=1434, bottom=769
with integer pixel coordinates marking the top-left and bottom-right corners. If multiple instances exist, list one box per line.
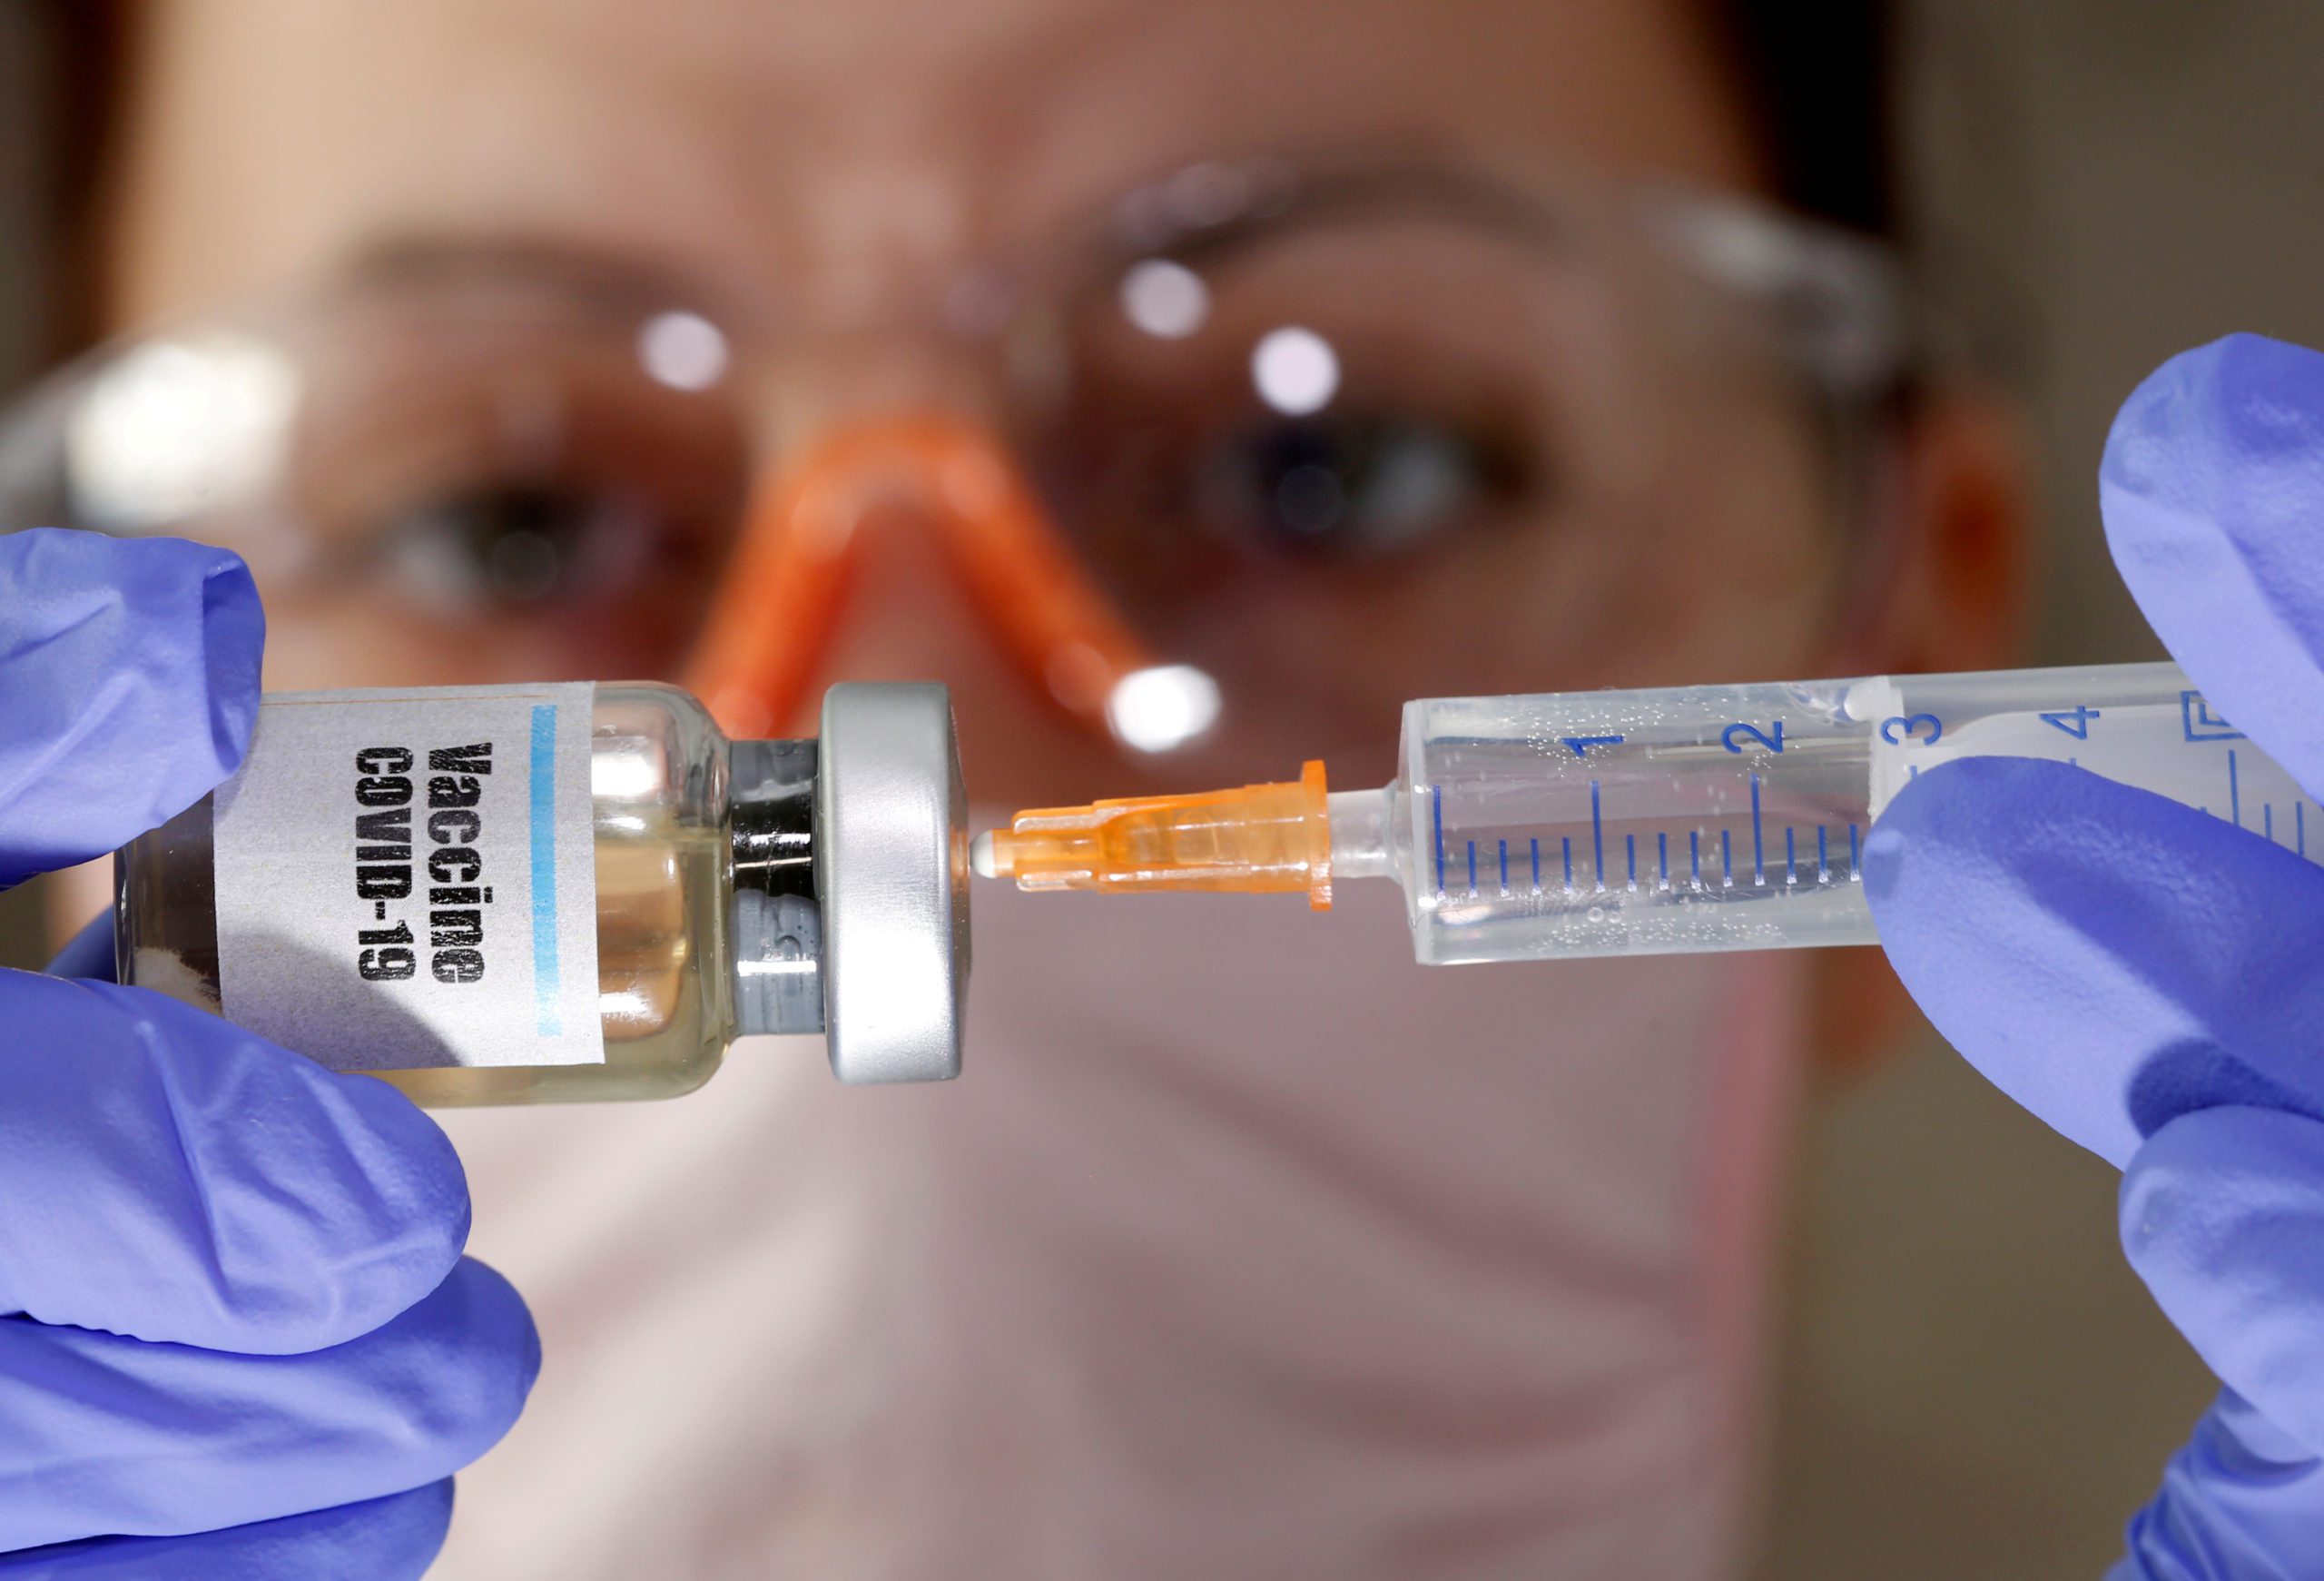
left=1879, top=713, right=1943, bottom=746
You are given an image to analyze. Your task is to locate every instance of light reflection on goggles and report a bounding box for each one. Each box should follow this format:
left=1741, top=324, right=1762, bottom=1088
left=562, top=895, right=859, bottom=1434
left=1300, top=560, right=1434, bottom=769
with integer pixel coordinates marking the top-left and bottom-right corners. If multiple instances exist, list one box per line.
left=0, top=156, right=1919, bottom=756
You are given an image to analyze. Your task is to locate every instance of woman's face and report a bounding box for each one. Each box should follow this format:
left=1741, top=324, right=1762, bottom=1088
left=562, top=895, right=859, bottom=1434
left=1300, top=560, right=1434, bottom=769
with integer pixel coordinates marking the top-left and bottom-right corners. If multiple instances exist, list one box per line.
left=104, top=0, right=1862, bottom=802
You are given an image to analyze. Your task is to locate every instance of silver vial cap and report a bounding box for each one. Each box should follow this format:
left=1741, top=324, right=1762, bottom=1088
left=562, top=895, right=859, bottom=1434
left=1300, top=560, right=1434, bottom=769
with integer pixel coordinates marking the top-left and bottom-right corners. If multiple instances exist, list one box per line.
left=815, top=682, right=968, bottom=1082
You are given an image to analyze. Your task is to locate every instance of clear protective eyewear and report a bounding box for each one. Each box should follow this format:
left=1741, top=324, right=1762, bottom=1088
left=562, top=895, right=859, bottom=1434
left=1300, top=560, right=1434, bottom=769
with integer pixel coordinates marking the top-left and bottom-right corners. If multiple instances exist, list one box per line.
left=0, top=154, right=1920, bottom=768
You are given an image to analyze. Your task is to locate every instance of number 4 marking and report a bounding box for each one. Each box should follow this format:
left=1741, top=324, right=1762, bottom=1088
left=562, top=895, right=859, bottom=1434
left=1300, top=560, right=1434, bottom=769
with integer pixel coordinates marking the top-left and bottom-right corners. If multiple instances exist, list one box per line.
left=2040, top=705, right=2101, bottom=740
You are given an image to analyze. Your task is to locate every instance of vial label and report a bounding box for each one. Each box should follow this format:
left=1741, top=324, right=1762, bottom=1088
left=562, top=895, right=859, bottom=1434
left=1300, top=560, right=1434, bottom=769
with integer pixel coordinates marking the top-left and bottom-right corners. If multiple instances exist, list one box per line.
left=211, top=685, right=606, bottom=1071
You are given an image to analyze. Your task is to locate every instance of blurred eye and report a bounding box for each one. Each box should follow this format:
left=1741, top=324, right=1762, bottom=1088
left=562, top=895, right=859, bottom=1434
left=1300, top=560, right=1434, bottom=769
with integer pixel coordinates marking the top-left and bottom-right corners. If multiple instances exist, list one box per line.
left=0, top=272, right=757, bottom=679
left=381, top=478, right=685, bottom=610
left=1188, top=407, right=1528, bottom=559
left=1015, top=212, right=1586, bottom=611
left=279, top=316, right=751, bottom=637
left=1025, top=334, right=1541, bottom=604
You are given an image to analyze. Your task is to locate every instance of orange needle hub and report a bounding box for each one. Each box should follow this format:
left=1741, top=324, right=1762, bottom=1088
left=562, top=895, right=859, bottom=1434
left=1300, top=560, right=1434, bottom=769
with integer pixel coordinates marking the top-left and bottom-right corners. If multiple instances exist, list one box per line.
left=974, top=760, right=1333, bottom=910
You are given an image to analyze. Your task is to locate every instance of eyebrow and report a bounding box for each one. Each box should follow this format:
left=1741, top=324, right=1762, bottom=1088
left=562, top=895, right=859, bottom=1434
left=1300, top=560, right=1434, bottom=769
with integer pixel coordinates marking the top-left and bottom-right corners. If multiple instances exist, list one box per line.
left=329, top=233, right=743, bottom=323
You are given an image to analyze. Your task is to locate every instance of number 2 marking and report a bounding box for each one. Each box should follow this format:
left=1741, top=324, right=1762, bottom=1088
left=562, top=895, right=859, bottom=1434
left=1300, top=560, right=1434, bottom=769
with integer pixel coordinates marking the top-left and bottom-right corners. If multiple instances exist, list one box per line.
left=1722, top=720, right=1785, bottom=755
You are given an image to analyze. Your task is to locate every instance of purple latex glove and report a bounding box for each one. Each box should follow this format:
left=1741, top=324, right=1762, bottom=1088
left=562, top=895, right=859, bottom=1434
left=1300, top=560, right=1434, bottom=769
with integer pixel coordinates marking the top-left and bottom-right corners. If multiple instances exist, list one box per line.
left=0, top=529, right=261, bottom=887
left=1869, top=334, right=2324, bottom=1576
left=0, top=530, right=536, bottom=1577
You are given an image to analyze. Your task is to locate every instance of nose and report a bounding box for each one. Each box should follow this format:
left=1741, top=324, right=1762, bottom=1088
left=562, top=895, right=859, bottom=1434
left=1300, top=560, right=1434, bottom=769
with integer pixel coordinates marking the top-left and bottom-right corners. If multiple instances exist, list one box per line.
left=683, top=415, right=1157, bottom=746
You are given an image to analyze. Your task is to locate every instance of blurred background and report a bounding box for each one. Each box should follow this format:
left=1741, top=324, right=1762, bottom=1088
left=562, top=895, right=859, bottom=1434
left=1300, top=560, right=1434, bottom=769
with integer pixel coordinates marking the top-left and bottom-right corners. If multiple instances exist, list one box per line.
left=4, top=3, right=2322, bottom=1576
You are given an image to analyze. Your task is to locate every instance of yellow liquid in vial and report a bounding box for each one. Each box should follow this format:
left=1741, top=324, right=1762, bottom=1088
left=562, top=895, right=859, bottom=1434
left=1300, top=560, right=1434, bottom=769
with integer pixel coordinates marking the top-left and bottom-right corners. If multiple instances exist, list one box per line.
left=122, top=812, right=734, bottom=1107
left=378, top=822, right=731, bottom=1107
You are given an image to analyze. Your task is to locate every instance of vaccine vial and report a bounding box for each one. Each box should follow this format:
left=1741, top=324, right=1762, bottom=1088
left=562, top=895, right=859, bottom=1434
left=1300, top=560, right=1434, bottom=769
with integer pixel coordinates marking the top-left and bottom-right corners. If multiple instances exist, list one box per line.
left=115, top=681, right=969, bottom=1105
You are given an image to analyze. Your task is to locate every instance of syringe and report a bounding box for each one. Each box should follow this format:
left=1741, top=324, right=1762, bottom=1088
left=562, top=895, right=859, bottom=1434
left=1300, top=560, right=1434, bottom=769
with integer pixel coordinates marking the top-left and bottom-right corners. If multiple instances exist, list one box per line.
left=971, top=661, right=2309, bottom=963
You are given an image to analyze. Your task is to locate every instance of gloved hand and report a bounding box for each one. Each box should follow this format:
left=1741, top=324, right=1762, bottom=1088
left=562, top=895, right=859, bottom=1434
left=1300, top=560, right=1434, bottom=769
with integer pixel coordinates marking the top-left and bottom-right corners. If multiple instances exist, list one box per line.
left=1867, top=334, right=2324, bottom=1577
left=0, top=529, right=537, bottom=1577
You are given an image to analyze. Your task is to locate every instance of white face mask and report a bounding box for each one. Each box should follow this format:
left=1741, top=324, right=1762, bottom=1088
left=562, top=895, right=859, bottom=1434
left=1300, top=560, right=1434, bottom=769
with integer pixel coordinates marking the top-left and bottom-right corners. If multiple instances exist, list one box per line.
left=432, top=875, right=1807, bottom=1581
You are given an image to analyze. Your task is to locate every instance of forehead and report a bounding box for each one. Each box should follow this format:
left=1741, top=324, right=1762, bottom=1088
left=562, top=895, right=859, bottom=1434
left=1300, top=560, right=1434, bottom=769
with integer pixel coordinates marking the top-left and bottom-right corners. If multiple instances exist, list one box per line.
left=118, top=0, right=1763, bottom=321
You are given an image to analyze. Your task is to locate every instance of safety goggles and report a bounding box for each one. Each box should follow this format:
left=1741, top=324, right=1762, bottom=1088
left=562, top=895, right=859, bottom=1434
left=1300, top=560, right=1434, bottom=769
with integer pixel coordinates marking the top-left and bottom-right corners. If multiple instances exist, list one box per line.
left=0, top=154, right=1918, bottom=759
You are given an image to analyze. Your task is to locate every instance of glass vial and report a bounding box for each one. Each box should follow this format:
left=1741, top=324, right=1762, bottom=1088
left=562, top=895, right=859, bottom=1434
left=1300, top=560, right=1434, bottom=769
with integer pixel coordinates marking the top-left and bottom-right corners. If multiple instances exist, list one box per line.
left=115, top=681, right=968, bottom=1106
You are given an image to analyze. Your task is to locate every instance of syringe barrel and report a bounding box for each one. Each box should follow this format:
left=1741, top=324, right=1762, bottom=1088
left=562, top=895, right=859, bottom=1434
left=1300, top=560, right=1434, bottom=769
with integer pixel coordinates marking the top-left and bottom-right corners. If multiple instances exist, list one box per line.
left=1394, top=660, right=2308, bottom=963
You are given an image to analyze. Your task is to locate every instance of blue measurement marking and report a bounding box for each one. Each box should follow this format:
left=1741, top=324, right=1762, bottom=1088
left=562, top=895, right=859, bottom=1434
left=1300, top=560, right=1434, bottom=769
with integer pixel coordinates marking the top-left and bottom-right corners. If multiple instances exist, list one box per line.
left=1590, top=780, right=1606, bottom=892
left=1626, top=834, right=1638, bottom=890
left=2041, top=705, right=2101, bottom=739
left=1658, top=831, right=1670, bottom=890
left=1721, top=829, right=1734, bottom=888
left=1466, top=841, right=1478, bottom=896
left=2182, top=690, right=2244, bottom=741
left=1785, top=826, right=1797, bottom=885
left=1689, top=830, right=1702, bottom=888
left=1432, top=784, right=1445, bottom=896
left=1749, top=773, right=1765, bottom=885
left=1498, top=838, right=1510, bottom=896
left=1530, top=837, right=1541, bottom=894
left=1724, top=720, right=1785, bottom=755
left=2230, top=749, right=2242, bottom=828
left=1817, top=824, right=1830, bottom=884
left=2266, top=804, right=2275, bottom=842
left=1847, top=823, right=1861, bottom=882
left=1562, top=837, right=1574, bottom=894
